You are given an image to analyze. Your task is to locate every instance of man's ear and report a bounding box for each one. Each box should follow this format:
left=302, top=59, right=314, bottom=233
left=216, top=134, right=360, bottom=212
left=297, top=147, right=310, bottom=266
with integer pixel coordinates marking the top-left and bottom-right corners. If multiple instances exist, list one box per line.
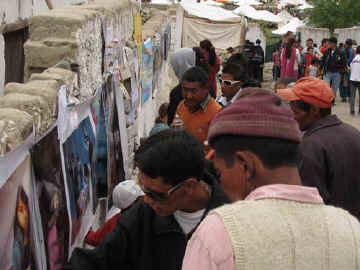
left=234, top=151, right=256, bottom=180
left=182, top=178, right=198, bottom=195
left=310, top=105, right=321, bottom=118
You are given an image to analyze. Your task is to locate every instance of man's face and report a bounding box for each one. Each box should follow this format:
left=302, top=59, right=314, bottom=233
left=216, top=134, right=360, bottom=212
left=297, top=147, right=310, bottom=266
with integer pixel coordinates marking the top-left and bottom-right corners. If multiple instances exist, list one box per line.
left=138, top=171, right=185, bottom=216
left=306, top=40, right=313, bottom=48
left=220, top=73, right=242, bottom=101
left=182, top=80, right=209, bottom=110
left=289, top=101, right=314, bottom=131
left=213, top=155, right=248, bottom=202
left=308, top=48, right=314, bottom=55
left=328, top=41, right=336, bottom=50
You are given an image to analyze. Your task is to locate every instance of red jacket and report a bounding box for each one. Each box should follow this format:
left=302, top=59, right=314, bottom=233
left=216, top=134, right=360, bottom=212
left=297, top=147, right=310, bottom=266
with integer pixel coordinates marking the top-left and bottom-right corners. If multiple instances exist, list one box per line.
left=85, top=213, right=121, bottom=246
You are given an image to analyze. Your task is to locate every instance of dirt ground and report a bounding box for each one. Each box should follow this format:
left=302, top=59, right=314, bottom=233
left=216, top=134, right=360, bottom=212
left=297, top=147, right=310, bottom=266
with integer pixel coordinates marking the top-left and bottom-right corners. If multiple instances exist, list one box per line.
left=262, top=63, right=360, bottom=131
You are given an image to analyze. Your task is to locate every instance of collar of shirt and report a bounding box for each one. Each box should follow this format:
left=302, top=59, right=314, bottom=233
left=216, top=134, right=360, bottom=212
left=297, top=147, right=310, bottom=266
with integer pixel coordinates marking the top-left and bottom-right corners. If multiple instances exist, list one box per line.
left=230, top=88, right=242, bottom=104
left=199, top=94, right=211, bottom=112
left=245, top=184, right=324, bottom=204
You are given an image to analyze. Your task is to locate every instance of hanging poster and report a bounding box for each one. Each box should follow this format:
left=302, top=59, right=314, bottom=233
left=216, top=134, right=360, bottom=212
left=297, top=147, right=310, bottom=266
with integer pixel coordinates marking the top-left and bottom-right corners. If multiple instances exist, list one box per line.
left=152, top=32, right=162, bottom=97
left=61, top=116, right=95, bottom=249
left=123, top=46, right=140, bottom=121
left=91, top=87, right=107, bottom=200
left=0, top=156, right=39, bottom=270
left=141, top=38, right=153, bottom=105
left=161, top=23, right=171, bottom=61
left=103, top=76, right=126, bottom=207
left=133, top=13, right=143, bottom=67
left=32, top=127, right=70, bottom=270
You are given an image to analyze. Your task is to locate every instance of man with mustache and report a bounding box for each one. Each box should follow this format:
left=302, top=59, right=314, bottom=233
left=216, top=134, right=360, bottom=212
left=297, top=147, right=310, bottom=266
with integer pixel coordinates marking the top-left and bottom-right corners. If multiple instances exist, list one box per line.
left=175, top=67, right=221, bottom=148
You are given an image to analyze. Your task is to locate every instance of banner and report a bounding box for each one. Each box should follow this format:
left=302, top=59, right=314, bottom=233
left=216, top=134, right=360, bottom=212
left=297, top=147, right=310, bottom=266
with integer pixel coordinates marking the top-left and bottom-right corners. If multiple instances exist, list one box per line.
left=103, top=76, right=126, bottom=206
left=133, top=13, right=143, bottom=67
left=0, top=156, right=39, bottom=270
left=61, top=116, right=95, bottom=251
left=32, top=127, right=70, bottom=270
left=141, top=38, right=153, bottom=105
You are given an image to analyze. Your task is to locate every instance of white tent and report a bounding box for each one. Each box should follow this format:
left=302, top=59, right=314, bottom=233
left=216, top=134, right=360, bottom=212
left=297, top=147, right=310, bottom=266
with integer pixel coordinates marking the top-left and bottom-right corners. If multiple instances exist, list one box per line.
left=182, top=2, right=242, bottom=22
left=234, top=0, right=261, bottom=6
left=204, top=0, right=224, bottom=7
left=272, top=18, right=304, bottom=35
left=233, top=5, right=283, bottom=23
left=177, top=4, right=247, bottom=51
left=278, top=0, right=305, bottom=8
left=298, top=1, right=314, bottom=9
left=277, top=10, right=295, bottom=24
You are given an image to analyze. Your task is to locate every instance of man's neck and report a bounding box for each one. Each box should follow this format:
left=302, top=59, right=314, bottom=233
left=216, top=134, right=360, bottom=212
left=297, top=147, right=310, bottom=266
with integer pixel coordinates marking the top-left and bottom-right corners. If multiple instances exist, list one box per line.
left=259, top=167, right=303, bottom=187
left=226, top=88, right=241, bottom=103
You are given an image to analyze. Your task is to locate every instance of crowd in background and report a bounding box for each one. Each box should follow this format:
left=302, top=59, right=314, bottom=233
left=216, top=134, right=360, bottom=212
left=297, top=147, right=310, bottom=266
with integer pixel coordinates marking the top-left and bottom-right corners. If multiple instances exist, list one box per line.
left=273, top=31, right=360, bottom=114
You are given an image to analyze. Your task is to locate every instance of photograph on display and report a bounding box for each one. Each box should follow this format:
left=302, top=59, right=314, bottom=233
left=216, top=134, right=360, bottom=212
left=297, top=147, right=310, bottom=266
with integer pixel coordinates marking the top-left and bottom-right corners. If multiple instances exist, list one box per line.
left=0, top=157, right=37, bottom=270
left=104, top=76, right=126, bottom=207
left=141, top=39, right=154, bottom=105
left=32, top=128, right=70, bottom=270
left=12, top=186, right=37, bottom=270
left=62, top=117, right=95, bottom=245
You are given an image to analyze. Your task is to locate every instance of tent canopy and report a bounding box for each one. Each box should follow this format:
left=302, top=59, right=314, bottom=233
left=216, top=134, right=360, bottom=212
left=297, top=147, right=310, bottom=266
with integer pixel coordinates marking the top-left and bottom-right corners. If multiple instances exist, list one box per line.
left=272, top=18, right=304, bottom=35
left=277, top=10, right=295, bottom=23
left=298, top=2, right=314, bottom=9
left=233, top=5, right=283, bottom=23
left=181, top=2, right=243, bottom=22
left=234, top=0, right=261, bottom=6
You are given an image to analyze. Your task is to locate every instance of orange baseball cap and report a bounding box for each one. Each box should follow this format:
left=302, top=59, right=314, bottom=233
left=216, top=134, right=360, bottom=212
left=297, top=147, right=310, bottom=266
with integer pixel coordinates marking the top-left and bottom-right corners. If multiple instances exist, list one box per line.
left=277, top=77, right=334, bottom=109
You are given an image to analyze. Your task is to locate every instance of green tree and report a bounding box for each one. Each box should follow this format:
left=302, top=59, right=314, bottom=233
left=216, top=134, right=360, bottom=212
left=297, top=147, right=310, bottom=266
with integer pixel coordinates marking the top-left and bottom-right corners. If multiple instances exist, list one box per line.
left=309, top=0, right=360, bottom=33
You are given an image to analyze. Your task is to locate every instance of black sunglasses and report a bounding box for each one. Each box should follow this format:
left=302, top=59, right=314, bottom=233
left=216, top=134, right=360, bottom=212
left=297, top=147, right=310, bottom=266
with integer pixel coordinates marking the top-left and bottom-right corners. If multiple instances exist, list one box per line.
left=139, top=181, right=184, bottom=201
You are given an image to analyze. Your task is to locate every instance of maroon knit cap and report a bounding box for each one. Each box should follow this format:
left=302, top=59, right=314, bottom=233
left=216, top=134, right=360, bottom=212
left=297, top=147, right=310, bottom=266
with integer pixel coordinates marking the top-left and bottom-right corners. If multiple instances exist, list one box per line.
left=208, top=88, right=302, bottom=145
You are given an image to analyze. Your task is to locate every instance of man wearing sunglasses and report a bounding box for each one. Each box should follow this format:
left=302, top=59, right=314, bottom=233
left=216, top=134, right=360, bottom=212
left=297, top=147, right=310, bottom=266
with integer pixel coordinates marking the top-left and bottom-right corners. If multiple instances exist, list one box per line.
left=64, top=129, right=229, bottom=270
left=216, top=63, right=260, bottom=107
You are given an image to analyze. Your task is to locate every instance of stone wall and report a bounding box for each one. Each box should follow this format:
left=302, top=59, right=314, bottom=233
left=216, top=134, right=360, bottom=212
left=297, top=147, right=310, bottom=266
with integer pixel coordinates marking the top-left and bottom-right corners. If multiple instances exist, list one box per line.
left=335, top=27, right=360, bottom=45
left=297, top=26, right=330, bottom=49
left=0, top=66, right=74, bottom=154
left=0, top=0, right=171, bottom=181
left=246, top=23, right=266, bottom=57
left=0, top=34, right=4, bottom=96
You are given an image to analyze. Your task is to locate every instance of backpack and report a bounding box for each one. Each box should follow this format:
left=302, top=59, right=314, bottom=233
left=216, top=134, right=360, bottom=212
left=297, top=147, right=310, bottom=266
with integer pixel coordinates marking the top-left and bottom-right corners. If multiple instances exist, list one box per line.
left=251, top=46, right=264, bottom=65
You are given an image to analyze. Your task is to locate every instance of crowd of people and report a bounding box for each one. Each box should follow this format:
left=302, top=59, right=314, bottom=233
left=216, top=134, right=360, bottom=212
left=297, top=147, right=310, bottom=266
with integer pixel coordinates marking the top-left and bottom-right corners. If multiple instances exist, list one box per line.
left=273, top=31, right=360, bottom=115
left=61, top=38, right=360, bottom=270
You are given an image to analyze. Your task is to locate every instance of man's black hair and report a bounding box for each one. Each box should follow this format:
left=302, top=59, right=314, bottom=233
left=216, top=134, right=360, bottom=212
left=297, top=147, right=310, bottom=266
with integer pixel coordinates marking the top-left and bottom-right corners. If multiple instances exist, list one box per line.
left=135, top=129, right=205, bottom=186
left=181, top=66, right=209, bottom=88
left=291, top=100, right=332, bottom=118
left=222, top=63, right=249, bottom=82
left=256, top=39, right=261, bottom=44
left=307, top=38, right=313, bottom=42
left=211, top=135, right=299, bottom=169
left=329, top=37, right=338, bottom=44
left=345, top=39, right=353, bottom=46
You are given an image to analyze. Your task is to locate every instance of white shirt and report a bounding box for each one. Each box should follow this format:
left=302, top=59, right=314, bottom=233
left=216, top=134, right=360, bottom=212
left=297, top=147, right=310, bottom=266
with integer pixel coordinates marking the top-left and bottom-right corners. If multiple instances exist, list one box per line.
left=350, top=55, right=360, bottom=82
left=174, top=209, right=205, bottom=235
left=216, top=88, right=242, bottom=107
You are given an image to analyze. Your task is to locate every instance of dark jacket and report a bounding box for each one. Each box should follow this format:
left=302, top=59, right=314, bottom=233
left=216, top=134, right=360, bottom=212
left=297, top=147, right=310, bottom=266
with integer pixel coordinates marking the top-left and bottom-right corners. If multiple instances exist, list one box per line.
left=167, top=84, right=183, bottom=126
left=321, top=48, right=347, bottom=74
left=62, top=171, right=230, bottom=270
left=298, top=115, right=360, bottom=220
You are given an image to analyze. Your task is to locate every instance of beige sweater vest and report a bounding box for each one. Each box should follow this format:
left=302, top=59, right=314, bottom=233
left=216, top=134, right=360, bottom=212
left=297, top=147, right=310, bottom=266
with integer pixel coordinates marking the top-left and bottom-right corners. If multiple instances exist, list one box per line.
left=212, top=199, right=360, bottom=270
